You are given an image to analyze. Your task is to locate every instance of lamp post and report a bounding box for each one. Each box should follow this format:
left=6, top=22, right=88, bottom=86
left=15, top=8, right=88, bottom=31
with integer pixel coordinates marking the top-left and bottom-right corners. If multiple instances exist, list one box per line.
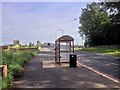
left=54, top=32, right=56, bottom=39
left=74, top=18, right=79, bottom=46
left=58, top=28, right=64, bottom=36
left=82, top=35, right=83, bottom=50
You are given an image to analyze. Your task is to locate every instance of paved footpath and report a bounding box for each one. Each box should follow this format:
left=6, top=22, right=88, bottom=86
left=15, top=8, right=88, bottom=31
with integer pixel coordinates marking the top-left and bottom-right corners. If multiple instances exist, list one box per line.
left=10, top=51, right=120, bottom=89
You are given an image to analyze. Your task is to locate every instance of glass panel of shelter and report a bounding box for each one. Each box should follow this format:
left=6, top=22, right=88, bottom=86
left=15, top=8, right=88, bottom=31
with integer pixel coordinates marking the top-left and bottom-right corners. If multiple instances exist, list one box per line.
left=60, top=41, right=72, bottom=63
left=55, top=35, right=74, bottom=65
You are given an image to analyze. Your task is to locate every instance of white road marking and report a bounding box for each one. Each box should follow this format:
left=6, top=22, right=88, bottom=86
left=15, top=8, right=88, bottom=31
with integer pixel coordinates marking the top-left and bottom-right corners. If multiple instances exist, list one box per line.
left=43, top=47, right=50, bottom=51
left=40, top=48, right=46, bottom=51
left=37, top=54, right=55, bottom=56
left=78, top=62, right=119, bottom=83
left=46, top=48, right=50, bottom=51
left=41, top=47, right=50, bottom=52
left=110, top=63, right=119, bottom=66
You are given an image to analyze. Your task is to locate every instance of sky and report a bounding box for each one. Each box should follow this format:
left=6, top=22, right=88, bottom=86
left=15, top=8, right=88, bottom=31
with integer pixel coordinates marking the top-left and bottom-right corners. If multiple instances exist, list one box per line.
left=1, top=1, right=93, bottom=45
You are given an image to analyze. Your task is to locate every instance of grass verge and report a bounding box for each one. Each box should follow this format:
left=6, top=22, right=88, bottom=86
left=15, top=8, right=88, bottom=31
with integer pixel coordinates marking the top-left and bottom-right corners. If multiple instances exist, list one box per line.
left=76, top=47, right=120, bottom=56
left=1, top=50, right=39, bottom=89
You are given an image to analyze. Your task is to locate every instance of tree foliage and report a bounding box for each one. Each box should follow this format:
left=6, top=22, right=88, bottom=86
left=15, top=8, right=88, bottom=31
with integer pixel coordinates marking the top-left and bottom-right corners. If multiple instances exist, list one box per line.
left=100, top=1, right=120, bottom=45
left=13, top=40, right=20, bottom=45
left=29, top=42, right=34, bottom=47
left=79, top=2, right=120, bottom=46
left=79, top=2, right=111, bottom=46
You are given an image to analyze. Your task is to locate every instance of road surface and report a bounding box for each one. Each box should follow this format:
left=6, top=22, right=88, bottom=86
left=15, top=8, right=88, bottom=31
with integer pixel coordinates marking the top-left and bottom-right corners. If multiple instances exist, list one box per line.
left=43, top=46, right=120, bottom=80
left=75, top=50, right=120, bottom=80
left=10, top=46, right=119, bottom=88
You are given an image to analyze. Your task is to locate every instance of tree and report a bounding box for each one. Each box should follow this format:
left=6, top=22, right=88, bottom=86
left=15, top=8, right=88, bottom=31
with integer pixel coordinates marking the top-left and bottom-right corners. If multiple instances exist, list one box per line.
left=37, top=41, right=41, bottom=46
left=79, top=2, right=111, bottom=46
left=100, top=1, right=120, bottom=45
left=100, top=1, right=120, bottom=24
left=13, top=40, right=20, bottom=45
left=29, top=42, right=32, bottom=47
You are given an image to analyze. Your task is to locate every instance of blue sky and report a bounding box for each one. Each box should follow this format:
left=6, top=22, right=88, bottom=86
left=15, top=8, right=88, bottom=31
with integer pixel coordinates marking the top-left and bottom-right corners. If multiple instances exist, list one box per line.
left=2, top=2, right=91, bottom=45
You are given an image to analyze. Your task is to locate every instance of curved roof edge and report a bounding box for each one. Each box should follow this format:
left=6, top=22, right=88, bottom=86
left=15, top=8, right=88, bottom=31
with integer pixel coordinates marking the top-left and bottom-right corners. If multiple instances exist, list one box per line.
left=56, top=35, right=74, bottom=41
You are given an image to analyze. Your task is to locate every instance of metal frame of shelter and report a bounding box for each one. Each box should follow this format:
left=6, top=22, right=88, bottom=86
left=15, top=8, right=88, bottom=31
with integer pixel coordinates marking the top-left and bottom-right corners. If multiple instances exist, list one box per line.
left=55, top=35, right=74, bottom=64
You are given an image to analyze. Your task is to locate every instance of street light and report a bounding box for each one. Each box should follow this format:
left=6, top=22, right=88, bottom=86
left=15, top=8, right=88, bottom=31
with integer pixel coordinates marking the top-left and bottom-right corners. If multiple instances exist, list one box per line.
left=58, top=28, right=64, bottom=36
left=74, top=18, right=79, bottom=46
left=82, top=35, right=84, bottom=50
left=55, top=32, right=57, bottom=39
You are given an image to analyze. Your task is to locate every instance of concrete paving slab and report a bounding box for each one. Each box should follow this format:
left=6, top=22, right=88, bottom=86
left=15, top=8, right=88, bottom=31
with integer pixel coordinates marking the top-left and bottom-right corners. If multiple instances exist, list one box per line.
left=43, top=61, right=69, bottom=68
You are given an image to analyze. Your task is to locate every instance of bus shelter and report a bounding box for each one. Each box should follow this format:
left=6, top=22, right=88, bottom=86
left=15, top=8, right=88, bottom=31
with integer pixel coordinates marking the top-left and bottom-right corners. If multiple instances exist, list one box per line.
left=55, top=35, right=74, bottom=64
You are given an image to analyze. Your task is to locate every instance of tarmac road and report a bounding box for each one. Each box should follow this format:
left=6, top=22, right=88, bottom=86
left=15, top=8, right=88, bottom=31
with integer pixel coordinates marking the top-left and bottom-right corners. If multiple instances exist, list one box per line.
left=75, top=50, right=120, bottom=80
left=42, top=46, right=120, bottom=80
left=11, top=47, right=119, bottom=88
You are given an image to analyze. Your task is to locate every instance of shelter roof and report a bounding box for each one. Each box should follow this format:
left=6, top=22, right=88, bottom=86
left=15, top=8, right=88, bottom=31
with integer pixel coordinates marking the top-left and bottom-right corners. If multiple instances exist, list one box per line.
left=55, top=35, right=74, bottom=42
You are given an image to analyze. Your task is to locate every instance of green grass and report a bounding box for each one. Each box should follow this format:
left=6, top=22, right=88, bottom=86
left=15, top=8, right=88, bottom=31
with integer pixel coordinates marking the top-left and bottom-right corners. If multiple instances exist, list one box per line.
left=74, top=48, right=82, bottom=50
left=80, top=47, right=120, bottom=56
left=1, top=50, right=39, bottom=89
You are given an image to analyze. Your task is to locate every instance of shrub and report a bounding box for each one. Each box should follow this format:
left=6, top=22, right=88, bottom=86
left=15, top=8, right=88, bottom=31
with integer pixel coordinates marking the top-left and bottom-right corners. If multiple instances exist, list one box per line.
left=2, top=50, right=38, bottom=89
left=2, top=72, right=13, bottom=89
left=9, top=64, right=22, bottom=77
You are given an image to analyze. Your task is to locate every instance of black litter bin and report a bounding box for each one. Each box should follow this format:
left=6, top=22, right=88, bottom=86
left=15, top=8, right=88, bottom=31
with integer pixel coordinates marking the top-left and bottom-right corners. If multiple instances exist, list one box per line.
left=69, top=54, right=77, bottom=67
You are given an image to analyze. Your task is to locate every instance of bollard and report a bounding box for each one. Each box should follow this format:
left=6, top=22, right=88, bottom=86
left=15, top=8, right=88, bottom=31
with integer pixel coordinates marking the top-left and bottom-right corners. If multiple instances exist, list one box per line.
left=0, top=65, right=7, bottom=78
left=3, top=65, right=8, bottom=78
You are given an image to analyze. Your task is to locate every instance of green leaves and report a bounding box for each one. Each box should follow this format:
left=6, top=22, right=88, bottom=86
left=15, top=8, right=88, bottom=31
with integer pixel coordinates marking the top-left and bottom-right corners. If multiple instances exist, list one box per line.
left=2, top=71, right=13, bottom=89
left=2, top=50, right=38, bottom=89
left=79, top=2, right=112, bottom=46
